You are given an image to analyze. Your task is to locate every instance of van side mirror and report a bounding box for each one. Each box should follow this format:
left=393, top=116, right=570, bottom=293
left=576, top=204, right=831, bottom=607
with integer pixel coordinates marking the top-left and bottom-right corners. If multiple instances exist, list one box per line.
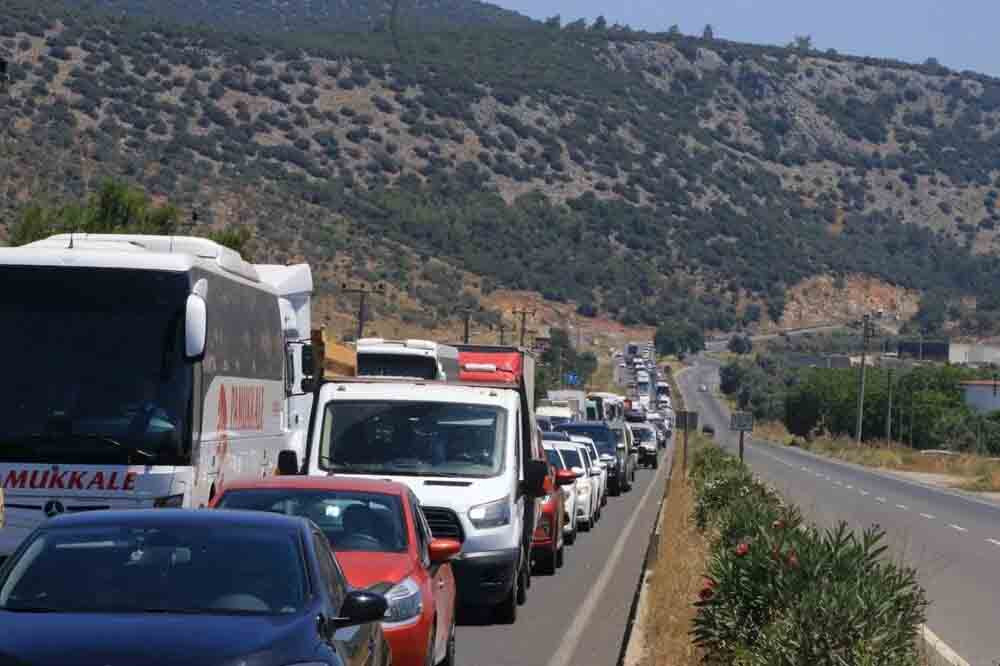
left=277, top=450, right=299, bottom=476
left=185, top=294, right=207, bottom=359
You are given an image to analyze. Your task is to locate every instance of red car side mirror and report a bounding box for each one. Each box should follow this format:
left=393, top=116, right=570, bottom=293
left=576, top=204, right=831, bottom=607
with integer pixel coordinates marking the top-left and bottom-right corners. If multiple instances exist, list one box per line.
left=555, top=469, right=577, bottom=487
left=428, top=538, right=462, bottom=564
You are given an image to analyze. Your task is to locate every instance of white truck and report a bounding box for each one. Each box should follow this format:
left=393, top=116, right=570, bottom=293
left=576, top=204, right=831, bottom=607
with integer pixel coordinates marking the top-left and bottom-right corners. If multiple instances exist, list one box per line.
left=546, top=390, right=586, bottom=421
left=0, top=234, right=314, bottom=559
left=293, top=344, right=549, bottom=623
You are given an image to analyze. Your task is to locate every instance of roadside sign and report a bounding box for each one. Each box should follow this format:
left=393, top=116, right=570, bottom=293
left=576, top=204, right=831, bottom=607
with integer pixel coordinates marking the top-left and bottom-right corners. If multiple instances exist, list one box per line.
left=565, top=373, right=579, bottom=386
left=677, top=410, right=698, bottom=431
left=731, top=411, right=754, bottom=432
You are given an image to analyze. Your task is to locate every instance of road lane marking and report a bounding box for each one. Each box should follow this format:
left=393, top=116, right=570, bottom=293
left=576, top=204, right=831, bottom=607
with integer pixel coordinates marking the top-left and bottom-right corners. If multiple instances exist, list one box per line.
left=876, top=497, right=886, bottom=503
left=859, top=489, right=869, bottom=496
left=920, top=513, right=936, bottom=520
left=546, top=453, right=665, bottom=666
left=845, top=485, right=853, bottom=489
left=834, top=480, right=843, bottom=486
left=949, top=524, right=968, bottom=533
left=896, top=504, right=909, bottom=510
left=801, top=466, right=809, bottom=472
left=987, top=538, right=1000, bottom=547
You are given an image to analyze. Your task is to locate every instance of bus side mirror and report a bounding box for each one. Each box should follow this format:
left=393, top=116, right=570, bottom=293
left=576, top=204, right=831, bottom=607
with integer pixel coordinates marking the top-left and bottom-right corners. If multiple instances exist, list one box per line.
left=185, top=294, right=207, bottom=360
left=277, top=450, right=299, bottom=476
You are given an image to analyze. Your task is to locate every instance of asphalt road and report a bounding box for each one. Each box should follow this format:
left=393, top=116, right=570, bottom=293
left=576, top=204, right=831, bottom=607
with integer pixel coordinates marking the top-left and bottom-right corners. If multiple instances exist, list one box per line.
left=680, top=356, right=1000, bottom=666
left=453, top=440, right=672, bottom=666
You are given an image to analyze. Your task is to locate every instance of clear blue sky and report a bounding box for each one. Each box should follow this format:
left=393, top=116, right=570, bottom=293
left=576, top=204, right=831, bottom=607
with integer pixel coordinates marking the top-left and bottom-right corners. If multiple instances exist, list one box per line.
left=492, top=0, right=1000, bottom=77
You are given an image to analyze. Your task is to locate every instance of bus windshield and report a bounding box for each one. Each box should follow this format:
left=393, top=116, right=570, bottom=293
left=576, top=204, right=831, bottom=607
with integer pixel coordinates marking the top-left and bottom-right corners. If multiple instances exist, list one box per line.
left=0, top=266, right=193, bottom=465
left=321, top=401, right=506, bottom=478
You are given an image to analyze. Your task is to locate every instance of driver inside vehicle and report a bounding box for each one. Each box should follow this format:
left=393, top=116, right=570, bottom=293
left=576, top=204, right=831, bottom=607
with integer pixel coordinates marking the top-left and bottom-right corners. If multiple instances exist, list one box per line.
left=340, top=504, right=385, bottom=550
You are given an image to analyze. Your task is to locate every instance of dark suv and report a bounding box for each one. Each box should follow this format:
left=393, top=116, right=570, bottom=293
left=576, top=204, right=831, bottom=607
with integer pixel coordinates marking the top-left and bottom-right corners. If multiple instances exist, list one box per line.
left=555, top=422, right=632, bottom=496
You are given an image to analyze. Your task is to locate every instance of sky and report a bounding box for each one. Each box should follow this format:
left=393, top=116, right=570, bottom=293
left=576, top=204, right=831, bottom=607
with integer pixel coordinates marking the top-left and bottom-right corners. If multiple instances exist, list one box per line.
left=492, top=0, right=1000, bottom=77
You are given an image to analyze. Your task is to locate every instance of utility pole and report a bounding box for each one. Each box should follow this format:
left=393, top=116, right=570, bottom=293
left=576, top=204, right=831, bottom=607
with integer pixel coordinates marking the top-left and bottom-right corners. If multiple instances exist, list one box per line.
left=341, top=282, right=385, bottom=340
left=498, top=322, right=506, bottom=345
left=456, top=306, right=483, bottom=344
left=885, top=367, right=894, bottom=444
left=512, top=308, right=535, bottom=348
left=856, top=314, right=872, bottom=445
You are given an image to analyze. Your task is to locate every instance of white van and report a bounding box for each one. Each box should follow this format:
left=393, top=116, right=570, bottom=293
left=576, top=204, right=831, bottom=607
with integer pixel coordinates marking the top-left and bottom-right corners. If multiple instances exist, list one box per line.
left=356, top=338, right=460, bottom=380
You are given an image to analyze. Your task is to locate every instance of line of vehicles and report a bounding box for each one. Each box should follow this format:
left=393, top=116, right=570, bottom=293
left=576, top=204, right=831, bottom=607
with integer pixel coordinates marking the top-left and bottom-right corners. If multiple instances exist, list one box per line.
left=0, top=234, right=670, bottom=666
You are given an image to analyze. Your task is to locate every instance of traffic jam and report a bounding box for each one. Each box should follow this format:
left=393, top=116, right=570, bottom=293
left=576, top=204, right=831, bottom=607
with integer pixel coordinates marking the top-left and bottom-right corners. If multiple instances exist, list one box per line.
left=0, top=234, right=673, bottom=666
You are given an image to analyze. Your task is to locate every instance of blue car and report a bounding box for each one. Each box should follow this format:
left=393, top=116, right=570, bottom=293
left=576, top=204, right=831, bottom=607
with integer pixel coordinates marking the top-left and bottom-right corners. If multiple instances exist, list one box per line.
left=0, top=509, right=390, bottom=666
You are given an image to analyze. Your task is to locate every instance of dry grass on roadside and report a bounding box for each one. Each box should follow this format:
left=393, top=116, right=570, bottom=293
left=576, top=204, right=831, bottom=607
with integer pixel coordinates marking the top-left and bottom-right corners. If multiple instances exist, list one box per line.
left=642, top=446, right=709, bottom=666
left=793, top=433, right=1000, bottom=492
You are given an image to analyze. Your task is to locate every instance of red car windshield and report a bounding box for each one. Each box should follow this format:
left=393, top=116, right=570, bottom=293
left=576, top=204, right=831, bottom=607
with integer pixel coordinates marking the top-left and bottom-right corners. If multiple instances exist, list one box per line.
left=217, top=488, right=408, bottom=553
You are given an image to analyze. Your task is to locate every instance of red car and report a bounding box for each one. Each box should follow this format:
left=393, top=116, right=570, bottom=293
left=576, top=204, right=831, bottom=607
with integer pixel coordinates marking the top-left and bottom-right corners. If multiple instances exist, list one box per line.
left=532, top=466, right=576, bottom=574
left=210, top=476, right=461, bottom=666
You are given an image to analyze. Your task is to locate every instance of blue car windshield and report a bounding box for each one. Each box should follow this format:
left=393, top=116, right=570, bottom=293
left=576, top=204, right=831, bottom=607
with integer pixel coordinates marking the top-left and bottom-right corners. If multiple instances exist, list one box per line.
left=0, top=524, right=307, bottom=615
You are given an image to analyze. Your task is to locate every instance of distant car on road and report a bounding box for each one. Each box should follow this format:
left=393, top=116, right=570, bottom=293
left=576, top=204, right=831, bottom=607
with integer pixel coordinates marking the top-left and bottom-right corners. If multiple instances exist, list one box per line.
left=212, top=476, right=460, bottom=666
left=0, top=509, right=390, bottom=666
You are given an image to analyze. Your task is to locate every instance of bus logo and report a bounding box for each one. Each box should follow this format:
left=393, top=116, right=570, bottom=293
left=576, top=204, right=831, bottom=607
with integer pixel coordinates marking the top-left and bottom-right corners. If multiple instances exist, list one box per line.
left=43, top=500, right=65, bottom=518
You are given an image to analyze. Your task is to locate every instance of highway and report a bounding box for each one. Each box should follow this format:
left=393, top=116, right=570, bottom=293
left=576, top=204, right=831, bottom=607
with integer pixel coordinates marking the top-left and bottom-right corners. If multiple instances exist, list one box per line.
left=680, top=356, right=1000, bottom=666
left=454, top=440, right=672, bottom=666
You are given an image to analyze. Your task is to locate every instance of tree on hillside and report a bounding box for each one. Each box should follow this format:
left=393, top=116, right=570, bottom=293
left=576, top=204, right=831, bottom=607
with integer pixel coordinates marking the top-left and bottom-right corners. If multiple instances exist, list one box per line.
left=9, top=180, right=250, bottom=255
left=728, top=334, right=753, bottom=354
left=655, top=322, right=704, bottom=356
left=591, top=15, right=607, bottom=32
left=788, top=34, right=813, bottom=51
left=544, top=15, right=561, bottom=29
left=702, top=24, right=715, bottom=40
left=667, top=24, right=681, bottom=37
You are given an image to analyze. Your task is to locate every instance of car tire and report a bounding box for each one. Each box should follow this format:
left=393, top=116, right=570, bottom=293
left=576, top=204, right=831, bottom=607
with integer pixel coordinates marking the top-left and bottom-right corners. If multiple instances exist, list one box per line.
left=494, top=581, right=517, bottom=625
left=555, top=545, right=564, bottom=569
left=438, top=613, right=456, bottom=666
left=565, top=527, right=576, bottom=545
left=536, top=548, right=556, bottom=575
left=516, top=560, right=528, bottom=606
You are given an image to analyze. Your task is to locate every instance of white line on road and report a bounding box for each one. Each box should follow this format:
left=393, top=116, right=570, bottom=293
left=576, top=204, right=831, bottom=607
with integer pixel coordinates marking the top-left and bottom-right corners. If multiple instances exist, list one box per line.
left=845, top=485, right=853, bottom=489
left=987, top=539, right=1000, bottom=547
left=876, top=497, right=887, bottom=503
left=801, top=466, right=809, bottom=472
left=896, top=504, right=909, bottom=510
left=546, top=453, right=665, bottom=666
left=859, top=490, right=869, bottom=496
left=949, top=524, right=968, bottom=533
left=834, top=480, right=843, bottom=486
left=920, top=513, right=936, bottom=520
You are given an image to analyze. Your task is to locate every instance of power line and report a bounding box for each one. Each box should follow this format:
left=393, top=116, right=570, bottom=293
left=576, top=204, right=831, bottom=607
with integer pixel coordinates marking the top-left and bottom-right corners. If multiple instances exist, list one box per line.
left=341, top=281, right=385, bottom=340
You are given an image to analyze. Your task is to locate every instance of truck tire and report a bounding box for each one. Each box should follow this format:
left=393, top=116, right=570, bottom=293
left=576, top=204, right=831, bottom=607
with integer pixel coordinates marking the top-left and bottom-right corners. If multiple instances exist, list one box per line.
left=494, top=574, right=518, bottom=624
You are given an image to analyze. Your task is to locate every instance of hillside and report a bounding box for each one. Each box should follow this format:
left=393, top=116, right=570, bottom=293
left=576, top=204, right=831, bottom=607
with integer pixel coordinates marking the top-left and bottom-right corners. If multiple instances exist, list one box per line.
left=56, top=0, right=536, bottom=33
left=4, top=2, right=1000, bottom=339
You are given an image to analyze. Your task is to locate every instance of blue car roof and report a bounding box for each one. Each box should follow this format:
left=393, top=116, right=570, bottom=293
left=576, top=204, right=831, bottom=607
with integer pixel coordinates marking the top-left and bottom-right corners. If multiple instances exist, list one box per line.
left=42, top=508, right=309, bottom=532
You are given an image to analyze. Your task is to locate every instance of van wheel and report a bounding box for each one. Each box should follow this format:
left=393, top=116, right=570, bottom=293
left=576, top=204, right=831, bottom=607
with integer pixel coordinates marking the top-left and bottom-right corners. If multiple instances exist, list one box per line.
left=516, top=561, right=528, bottom=605
left=494, top=579, right=517, bottom=624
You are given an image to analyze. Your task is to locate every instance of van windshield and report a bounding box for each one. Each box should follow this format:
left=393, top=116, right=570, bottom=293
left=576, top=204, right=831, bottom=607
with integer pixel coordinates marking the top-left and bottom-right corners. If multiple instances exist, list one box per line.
left=357, top=354, right=439, bottom=380
left=555, top=425, right=615, bottom=456
left=321, top=401, right=506, bottom=478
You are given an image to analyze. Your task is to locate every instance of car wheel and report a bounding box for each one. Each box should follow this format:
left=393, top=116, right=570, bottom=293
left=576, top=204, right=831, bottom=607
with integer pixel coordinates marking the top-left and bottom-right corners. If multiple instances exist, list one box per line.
left=438, top=612, right=456, bottom=666
left=555, top=544, right=564, bottom=569
left=516, top=560, right=528, bottom=605
left=494, top=580, right=517, bottom=625
left=536, top=547, right=556, bottom=575
left=565, top=527, right=576, bottom=545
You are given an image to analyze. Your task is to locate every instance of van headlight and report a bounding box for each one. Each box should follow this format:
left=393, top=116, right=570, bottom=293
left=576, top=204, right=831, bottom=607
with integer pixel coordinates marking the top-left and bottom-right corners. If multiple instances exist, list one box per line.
left=468, top=495, right=511, bottom=529
left=379, top=577, right=422, bottom=625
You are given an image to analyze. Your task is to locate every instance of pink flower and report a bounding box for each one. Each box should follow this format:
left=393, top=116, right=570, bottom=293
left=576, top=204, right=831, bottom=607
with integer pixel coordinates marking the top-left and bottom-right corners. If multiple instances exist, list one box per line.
left=735, top=542, right=750, bottom=557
